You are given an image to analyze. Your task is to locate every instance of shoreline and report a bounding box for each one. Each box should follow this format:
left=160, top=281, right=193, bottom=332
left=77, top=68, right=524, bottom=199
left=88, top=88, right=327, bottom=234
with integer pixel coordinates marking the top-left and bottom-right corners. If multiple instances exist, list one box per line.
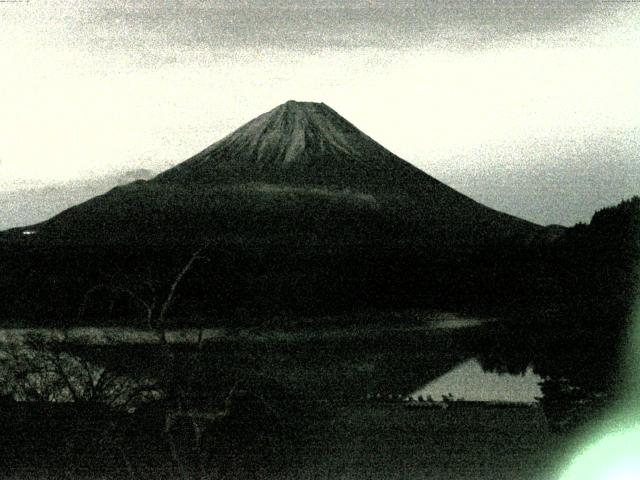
left=0, top=311, right=495, bottom=345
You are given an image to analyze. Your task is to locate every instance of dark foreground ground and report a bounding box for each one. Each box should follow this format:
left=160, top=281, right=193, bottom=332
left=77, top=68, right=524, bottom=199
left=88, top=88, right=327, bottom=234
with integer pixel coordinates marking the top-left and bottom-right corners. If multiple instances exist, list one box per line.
left=1, top=399, right=572, bottom=480
left=275, top=402, right=564, bottom=480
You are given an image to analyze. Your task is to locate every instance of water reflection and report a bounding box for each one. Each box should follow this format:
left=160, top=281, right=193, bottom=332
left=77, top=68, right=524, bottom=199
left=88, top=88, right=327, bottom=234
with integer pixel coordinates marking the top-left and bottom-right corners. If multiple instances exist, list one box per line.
left=411, top=358, right=543, bottom=403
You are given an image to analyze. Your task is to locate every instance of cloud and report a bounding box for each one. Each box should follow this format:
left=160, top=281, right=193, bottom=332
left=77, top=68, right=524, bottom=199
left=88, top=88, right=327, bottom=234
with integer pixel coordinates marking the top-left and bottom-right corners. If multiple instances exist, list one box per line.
left=40, top=1, right=632, bottom=60
left=115, top=168, right=155, bottom=184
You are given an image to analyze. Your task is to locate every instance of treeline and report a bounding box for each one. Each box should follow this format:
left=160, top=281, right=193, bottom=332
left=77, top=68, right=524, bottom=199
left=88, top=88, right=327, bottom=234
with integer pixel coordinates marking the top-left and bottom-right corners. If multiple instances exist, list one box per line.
left=474, top=196, right=639, bottom=430
left=0, top=197, right=637, bottom=332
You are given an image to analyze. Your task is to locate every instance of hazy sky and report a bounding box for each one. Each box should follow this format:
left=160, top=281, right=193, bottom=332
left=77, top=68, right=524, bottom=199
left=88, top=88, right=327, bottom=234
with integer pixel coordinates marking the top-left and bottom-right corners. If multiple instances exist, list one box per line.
left=1, top=1, right=639, bottom=228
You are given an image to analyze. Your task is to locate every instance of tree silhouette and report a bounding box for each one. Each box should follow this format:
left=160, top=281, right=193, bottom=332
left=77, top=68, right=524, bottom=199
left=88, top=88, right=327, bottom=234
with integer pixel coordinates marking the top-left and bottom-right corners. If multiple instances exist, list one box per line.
left=76, top=244, right=210, bottom=342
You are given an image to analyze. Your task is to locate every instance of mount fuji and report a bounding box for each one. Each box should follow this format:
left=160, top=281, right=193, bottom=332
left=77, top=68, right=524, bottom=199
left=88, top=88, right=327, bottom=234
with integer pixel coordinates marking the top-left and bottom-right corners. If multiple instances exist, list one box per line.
left=4, top=101, right=540, bottom=246
left=0, top=101, right=552, bottom=324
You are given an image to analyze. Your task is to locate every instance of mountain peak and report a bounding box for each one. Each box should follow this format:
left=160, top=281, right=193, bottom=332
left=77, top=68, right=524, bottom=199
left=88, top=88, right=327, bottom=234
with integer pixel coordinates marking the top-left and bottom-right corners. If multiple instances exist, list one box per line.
left=151, top=100, right=440, bottom=194
left=264, top=100, right=335, bottom=132
left=280, top=99, right=326, bottom=109
left=268, top=100, right=340, bottom=129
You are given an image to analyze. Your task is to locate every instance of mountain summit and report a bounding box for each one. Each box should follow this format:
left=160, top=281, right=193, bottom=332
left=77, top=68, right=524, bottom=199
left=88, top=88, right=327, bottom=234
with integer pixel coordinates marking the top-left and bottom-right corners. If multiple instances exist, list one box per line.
left=153, top=100, right=438, bottom=193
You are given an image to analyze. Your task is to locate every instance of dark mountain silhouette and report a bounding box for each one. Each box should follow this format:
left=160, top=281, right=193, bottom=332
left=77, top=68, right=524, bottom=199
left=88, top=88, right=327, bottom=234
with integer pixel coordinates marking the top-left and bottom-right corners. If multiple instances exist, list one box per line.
left=2, top=101, right=540, bottom=246
left=0, top=101, right=553, bottom=325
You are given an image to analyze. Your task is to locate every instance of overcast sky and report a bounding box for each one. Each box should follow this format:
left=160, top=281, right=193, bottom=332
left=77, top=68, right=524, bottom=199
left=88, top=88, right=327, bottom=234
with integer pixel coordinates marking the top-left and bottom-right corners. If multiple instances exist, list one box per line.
left=1, top=0, right=639, bottom=228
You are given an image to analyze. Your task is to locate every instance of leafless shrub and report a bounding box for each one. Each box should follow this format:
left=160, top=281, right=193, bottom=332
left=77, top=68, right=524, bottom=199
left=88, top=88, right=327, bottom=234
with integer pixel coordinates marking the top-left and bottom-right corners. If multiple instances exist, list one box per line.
left=0, top=333, right=161, bottom=409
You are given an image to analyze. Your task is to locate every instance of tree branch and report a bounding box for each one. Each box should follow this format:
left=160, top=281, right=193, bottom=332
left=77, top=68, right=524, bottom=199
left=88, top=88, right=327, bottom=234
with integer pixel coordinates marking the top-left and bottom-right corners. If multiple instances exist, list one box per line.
left=157, top=244, right=210, bottom=343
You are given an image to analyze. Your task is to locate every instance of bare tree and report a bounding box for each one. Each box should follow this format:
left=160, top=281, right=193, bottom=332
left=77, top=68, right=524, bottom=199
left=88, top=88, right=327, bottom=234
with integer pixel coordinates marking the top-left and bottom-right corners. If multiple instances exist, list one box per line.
left=76, top=244, right=210, bottom=343
left=63, top=244, right=231, bottom=478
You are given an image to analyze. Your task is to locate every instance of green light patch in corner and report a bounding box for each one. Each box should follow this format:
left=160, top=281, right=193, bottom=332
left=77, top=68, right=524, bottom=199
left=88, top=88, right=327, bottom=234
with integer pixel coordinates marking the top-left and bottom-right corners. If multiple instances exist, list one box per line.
left=560, top=426, right=640, bottom=480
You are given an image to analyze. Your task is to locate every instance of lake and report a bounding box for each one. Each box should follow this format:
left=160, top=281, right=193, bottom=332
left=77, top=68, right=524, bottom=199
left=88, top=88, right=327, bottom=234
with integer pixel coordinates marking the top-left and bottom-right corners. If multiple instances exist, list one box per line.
left=411, top=358, right=543, bottom=403
left=0, top=315, right=541, bottom=403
